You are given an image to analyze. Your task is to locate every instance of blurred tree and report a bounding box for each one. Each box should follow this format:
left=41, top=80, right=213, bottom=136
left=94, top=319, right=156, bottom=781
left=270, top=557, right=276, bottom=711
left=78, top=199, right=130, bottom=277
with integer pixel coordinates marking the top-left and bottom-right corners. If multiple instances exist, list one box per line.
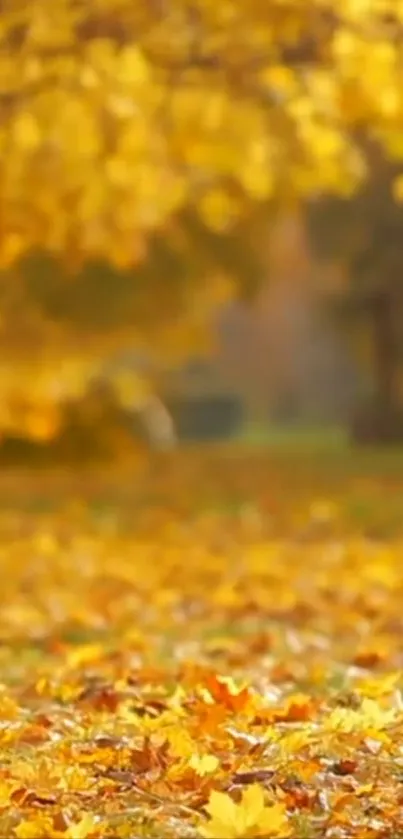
left=0, top=208, right=265, bottom=443
left=305, top=147, right=403, bottom=442
left=1, top=1, right=403, bottom=441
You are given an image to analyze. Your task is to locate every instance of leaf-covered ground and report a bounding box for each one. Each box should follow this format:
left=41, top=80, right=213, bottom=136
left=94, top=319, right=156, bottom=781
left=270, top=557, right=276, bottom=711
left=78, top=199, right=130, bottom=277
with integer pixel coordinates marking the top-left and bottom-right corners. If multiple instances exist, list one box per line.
left=1, top=448, right=403, bottom=838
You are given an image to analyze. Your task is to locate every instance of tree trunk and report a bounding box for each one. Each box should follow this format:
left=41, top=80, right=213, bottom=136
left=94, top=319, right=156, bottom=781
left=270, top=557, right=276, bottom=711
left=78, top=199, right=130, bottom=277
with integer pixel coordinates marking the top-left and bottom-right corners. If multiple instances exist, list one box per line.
left=352, top=291, right=403, bottom=444
left=372, top=292, right=397, bottom=409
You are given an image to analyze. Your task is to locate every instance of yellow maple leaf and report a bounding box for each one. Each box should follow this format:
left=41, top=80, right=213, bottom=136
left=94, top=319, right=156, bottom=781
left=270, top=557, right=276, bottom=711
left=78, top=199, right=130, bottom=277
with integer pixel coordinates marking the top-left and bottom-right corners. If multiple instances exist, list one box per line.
left=356, top=671, right=401, bottom=699
left=15, top=820, right=51, bottom=839
left=57, top=766, right=92, bottom=792
left=17, top=813, right=100, bottom=839
left=325, top=697, right=396, bottom=733
left=0, top=780, right=16, bottom=807
left=199, top=784, right=291, bottom=838
left=65, top=643, right=104, bottom=668
left=165, top=727, right=196, bottom=758
left=279, top=729, right=312, bottom=756
left=64, top=814, right=99, bottom=839
left=189, top=753, right=220, bottom=776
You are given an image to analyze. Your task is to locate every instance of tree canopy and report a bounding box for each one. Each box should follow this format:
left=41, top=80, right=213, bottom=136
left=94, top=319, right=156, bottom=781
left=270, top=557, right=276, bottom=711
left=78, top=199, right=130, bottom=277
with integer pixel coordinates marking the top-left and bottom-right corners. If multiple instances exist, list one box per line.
left=1, top=0, right=403, bottom=441
left=2, top=0, right=403, bottom=267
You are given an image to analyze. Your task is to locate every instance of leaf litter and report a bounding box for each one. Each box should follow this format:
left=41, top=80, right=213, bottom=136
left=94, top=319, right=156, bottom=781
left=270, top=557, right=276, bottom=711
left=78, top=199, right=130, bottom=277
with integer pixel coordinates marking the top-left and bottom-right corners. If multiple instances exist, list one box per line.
left=0, top=451, right=402, bottom=837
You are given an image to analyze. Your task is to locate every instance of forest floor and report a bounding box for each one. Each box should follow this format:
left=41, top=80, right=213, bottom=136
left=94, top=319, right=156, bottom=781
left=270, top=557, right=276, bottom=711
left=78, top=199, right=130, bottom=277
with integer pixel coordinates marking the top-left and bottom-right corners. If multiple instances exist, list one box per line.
left=1, top=444, right=403, bottom=838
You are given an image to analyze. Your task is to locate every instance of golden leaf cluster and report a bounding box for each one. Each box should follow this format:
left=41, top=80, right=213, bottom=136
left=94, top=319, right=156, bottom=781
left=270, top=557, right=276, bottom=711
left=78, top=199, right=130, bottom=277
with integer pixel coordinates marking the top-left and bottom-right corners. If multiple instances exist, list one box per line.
left=0, top=452, right=402, bottom=836
left=1, top=0, right=403, bottom=265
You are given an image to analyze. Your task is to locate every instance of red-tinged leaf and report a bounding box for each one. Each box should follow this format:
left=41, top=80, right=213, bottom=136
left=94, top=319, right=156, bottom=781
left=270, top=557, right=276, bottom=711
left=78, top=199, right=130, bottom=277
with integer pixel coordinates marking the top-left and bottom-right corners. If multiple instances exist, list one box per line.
left=11, top=787, right=58, bottom=807
left=190, top=699, right=229, bottom=733
left=284, top=787, right=315, bottom=811
left=248, top=632, right=273, bottom=655
left=52, top=810, right=72, bottom=833
left=32, top=714, right=53, bottom=729
left=331, top=759, right=358, bottom=776
left=331, top=791, right=358, bottom=812
left=92, top=734, right=125, bottom=749
left=18, top=725, right=51, bottom=745
left=45, top=639, right=69, bottom=656
left=353, top=650, right=384, bottom=668
left=77, top=684, right=121, bottom=712
left=272, top=694, right=316, bottom=723
left=129, top=739, right=162, bottom=774
left=232, top=770, right=276, bottom=786
left=204, top=674, right=251, bottom=713
left=10, top=787, right=32, bottom=805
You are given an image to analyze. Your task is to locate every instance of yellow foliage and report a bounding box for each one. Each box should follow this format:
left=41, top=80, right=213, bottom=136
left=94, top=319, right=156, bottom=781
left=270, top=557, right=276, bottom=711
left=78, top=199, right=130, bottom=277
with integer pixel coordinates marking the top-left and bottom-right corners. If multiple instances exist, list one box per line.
left=188, top=753, right=220, bottom=775
left=200, top=785, right=291, bottom=838
left=15, top=815, right=99, bottom=839
left=0, top=0, right=402, bottom=264
left=324, top=697, right=396, bottom=733
left=1, top=455, right=403, bottom=835
left=0, top=0, right=402, bottom=437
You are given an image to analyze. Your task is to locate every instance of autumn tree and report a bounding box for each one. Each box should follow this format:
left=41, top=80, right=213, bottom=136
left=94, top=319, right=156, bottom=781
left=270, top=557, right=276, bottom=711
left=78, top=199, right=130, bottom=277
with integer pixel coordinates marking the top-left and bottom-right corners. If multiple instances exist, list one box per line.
left=305, top=145, right=403, bottom=442
left=1, top=0, right=403, bottom=442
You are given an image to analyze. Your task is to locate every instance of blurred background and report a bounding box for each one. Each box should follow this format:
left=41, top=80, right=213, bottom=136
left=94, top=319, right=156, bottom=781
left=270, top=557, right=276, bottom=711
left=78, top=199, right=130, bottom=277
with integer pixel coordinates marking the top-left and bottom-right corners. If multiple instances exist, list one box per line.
left=1, top=2, right=403, bottom=463
left=1, top=192, right=401, bottom=464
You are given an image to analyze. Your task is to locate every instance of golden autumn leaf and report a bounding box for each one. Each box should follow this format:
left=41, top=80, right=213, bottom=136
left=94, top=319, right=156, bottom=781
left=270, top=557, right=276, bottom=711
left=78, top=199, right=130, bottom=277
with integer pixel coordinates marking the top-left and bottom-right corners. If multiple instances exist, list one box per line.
left=325, top=697, right=396, bottom=733
left=0, top=780, right=17, bottom=807
left=356, top=671, right=402, bottom=699
left=63, top=813, right=99, bottom=839
left=2, top=454, right=403, bottom=838
left=278, top=730, right=312, bottom=757
left=15, top=820, right=51, bottom=839
left=189, top=753, right=220, bottom=776
left=199, top=784, right=291, bottom=838
left=15, top=813, right=99, bottom=839
left=65, top=644, right=104, bottom=669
